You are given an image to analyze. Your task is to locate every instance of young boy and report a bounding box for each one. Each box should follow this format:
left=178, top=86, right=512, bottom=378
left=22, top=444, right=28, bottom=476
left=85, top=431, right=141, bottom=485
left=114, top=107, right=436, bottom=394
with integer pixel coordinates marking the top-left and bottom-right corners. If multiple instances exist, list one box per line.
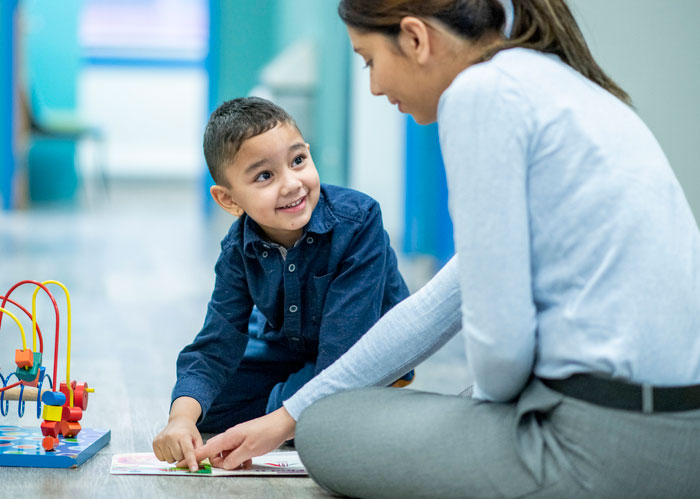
left=153, top=97, right=411, bottom=466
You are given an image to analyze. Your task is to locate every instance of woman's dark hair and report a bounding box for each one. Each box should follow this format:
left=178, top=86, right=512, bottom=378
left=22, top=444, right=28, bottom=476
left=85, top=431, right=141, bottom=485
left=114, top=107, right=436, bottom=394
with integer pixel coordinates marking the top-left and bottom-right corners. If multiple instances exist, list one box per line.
left=338, top=0, right=631, bottom=105
left=203, top=97, right=300, bottom=186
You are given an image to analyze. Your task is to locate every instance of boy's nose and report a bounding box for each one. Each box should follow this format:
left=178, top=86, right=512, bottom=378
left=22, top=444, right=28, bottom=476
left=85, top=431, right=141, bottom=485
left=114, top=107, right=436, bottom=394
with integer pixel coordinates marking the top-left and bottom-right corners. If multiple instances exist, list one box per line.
left=280, top=172, right=303, bottom=195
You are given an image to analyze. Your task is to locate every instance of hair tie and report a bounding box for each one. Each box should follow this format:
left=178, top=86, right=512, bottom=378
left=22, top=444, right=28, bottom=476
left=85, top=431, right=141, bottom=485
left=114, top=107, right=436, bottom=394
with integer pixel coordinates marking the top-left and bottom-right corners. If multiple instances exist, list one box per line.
left=497, top=0, right=514, bottom=38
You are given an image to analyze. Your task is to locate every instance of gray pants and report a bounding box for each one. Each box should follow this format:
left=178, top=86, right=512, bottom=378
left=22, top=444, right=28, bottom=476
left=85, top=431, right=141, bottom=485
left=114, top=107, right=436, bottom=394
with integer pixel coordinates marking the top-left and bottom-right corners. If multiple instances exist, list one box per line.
left=296, top=379, right=700, bottom=498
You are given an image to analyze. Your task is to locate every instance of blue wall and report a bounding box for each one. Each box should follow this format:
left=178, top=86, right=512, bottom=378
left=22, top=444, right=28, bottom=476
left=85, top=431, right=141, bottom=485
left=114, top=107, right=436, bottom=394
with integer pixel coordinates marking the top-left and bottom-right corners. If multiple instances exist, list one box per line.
left=403, top=119, right=454, bottom=265
left=0, top=0, right=18, bottom=210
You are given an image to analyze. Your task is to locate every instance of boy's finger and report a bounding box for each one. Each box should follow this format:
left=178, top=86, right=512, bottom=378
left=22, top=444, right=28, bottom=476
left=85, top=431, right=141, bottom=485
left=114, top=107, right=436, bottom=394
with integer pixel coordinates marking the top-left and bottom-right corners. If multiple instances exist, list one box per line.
left=180, top=438, right=199, bottom=472
left=166, top=440, right=185, bottom=464
left=153, top=444, right=164, bottom=462
left=160, top=447, right=175, bottom=464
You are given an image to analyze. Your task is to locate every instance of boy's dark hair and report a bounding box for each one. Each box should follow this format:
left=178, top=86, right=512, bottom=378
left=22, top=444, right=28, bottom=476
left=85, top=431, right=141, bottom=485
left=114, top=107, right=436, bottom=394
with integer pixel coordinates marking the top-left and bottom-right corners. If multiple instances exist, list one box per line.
left=203, top=97, right=300, bottom=186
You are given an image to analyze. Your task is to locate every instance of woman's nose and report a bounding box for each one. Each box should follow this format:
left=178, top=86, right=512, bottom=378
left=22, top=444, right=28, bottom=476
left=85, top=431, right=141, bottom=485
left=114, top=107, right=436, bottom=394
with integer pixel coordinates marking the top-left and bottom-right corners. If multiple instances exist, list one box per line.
left=369, top=76, right=383, bottom=96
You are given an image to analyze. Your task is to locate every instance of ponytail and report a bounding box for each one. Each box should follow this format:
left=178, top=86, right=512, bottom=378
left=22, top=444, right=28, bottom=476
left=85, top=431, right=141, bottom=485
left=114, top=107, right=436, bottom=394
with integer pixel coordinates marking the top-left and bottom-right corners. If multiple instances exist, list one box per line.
left=488, top=0, right=632, bottom=105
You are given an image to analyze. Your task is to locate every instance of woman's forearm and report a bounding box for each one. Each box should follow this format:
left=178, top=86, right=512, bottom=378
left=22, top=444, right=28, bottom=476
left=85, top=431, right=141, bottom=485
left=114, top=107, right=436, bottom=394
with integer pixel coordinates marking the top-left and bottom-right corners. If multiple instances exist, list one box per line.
left=284, top=255, right=463, bottom=420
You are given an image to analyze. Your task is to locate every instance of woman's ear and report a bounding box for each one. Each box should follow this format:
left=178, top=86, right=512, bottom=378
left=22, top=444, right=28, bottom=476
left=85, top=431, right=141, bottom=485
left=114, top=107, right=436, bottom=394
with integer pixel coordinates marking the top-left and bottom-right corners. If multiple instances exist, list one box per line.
left=210, top=184, right=244, bottom=217
left=398, top=16, right=432, bottom=65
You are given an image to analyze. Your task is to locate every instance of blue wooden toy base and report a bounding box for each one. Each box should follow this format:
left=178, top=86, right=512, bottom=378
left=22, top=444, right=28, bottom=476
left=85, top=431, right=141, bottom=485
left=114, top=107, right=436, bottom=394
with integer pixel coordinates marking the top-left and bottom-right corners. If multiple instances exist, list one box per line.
left=0, top=425, right=110, bottom=468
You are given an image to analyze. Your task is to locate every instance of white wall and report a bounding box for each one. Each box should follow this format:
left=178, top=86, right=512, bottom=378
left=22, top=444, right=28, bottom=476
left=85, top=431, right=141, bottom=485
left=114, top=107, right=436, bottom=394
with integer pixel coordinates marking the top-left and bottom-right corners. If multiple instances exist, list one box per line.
left=347, top=53, right=405, bottom=240
left=569, top=0, right=700, bottom=221
left=78, top=66, right=207, bottom=178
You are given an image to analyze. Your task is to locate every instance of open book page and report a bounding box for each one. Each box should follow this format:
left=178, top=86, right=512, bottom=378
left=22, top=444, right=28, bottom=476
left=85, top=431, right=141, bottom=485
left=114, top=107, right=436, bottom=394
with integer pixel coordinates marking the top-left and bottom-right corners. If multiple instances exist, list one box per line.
left=110, top=450, right=307, bottom=476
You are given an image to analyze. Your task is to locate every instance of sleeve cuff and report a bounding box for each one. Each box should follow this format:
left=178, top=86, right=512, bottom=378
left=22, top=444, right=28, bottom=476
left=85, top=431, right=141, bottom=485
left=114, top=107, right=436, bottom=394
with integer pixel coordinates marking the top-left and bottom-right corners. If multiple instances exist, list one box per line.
left=171, top=376, right=219, bottom=422
left=282, top=397, right=305, bottom=421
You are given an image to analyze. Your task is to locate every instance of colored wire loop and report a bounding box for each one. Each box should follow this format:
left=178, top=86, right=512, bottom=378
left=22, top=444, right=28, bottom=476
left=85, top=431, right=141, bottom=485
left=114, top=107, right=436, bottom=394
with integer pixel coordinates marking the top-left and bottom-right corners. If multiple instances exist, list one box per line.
left=0, top=279, right=74, bottom=416
left=0, top=306, right=27, bottom=350
left=34, top=281, right=73, bottom=406
left=0, top=281, right=59, bottom=394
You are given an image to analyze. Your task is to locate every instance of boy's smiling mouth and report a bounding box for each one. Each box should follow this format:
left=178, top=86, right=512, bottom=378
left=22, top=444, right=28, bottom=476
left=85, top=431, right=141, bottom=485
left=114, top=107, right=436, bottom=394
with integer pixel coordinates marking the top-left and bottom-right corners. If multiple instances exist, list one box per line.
left=277, top=195, right=307, bottom=213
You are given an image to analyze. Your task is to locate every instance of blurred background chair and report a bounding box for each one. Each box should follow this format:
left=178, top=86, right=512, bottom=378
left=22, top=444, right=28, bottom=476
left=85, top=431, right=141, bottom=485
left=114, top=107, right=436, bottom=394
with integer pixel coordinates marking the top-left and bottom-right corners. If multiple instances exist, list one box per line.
left=21, top=86, right=107, bottom=204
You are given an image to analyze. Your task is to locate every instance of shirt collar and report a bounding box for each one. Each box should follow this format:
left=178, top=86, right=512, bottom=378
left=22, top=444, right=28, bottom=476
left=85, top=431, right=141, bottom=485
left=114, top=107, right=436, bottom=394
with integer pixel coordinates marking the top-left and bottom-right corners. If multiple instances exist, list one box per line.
left=242, top=186, right=338, bottom=256
left=306, top=186, right=338, bottom=236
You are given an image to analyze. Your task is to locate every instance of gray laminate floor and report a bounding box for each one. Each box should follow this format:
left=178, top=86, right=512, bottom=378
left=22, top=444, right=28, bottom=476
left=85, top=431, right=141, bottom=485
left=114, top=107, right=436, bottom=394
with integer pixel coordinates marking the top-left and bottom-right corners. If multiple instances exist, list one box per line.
left=0, top=180, right=469, bottom=498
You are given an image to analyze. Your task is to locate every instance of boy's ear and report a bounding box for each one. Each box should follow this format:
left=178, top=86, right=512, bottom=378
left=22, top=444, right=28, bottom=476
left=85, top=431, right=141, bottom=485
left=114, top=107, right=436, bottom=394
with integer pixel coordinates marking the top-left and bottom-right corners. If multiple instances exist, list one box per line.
left=398, top=16, right=431, bottom=65
left=210, top=184, right=244, bottom=217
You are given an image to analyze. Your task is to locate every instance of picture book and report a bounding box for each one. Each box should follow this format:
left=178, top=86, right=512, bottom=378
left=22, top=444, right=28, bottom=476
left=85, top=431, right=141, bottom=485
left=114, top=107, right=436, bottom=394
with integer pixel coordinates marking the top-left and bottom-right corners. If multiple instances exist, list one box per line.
left=110, top=450, right=307, bottom=476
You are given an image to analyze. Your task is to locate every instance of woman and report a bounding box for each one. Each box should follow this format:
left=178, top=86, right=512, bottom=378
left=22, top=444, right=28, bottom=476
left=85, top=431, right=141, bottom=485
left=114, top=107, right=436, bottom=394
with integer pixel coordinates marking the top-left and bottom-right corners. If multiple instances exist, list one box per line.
left=190, top=1, right=700, bottom=496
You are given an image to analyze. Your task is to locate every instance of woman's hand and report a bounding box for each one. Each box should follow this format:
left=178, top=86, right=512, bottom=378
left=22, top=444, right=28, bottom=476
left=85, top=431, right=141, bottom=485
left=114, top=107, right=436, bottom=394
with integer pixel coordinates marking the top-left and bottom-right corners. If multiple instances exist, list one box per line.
left=186, top=407, right=297, bottom=470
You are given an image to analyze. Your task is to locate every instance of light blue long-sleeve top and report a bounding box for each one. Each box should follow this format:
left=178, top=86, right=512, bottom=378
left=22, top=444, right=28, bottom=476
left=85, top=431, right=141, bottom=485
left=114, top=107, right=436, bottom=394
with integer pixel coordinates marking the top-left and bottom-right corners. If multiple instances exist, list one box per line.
left=284, top=47, right=700, bottom=418
left=440, top=47, right=700, bottom=400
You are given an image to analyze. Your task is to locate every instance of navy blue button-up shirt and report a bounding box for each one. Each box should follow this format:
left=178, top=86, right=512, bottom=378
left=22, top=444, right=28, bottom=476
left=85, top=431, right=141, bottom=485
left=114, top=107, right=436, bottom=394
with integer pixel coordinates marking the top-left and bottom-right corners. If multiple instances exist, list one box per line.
left=172, top=184, right=409, bottom=419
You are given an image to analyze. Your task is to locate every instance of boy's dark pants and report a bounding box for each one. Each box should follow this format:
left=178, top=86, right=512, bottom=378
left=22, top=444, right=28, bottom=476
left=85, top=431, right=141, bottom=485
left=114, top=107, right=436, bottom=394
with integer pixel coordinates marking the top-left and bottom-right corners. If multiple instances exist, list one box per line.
left=197, top=336, right=315, bottom=434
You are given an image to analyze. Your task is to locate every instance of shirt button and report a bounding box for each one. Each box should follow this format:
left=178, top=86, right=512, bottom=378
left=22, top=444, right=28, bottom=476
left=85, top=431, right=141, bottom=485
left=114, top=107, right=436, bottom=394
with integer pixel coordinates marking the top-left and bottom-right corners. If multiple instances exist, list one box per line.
left=262, top=251, right=268, bottom=258
left=306, top=237, right=314, bottom=244
left=288, top=263, right=296, bottom=272
left=290, top=336, right=301, bottom=342
left=289, top=305, right=298, bottom=313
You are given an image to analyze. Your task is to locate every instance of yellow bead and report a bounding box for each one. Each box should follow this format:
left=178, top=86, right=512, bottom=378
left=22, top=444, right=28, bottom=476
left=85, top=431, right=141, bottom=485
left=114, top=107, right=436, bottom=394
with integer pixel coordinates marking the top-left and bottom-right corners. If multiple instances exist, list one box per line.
left=42, top=404, right=63, bottom=422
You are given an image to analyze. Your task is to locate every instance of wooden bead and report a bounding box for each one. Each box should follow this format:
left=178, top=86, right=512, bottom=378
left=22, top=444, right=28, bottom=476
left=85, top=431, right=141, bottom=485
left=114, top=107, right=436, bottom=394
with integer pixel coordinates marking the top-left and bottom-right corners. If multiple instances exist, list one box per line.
left=15, top=348, right=33, bottom=368
left=41, top=390, right=67, bottom=406
left=40, top=420, right=60, bottom=438
left=59, top=421, right=81, bottom=438
left=42, top=436, right=59, bottom=452
left=42, top=404, right=63, bottom=422
left=61, top=405, right=83, bottom=422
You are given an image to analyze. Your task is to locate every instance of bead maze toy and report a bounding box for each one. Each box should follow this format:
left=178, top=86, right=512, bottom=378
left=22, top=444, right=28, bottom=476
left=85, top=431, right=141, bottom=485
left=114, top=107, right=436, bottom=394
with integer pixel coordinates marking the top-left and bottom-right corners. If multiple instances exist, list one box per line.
left=0, top=280, right=110, bottom=468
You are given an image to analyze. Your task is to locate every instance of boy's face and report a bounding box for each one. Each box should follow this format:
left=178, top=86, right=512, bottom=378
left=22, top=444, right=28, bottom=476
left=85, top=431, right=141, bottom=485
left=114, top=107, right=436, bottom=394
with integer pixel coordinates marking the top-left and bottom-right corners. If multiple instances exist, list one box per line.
left=210, top=122, right=321, bottom=247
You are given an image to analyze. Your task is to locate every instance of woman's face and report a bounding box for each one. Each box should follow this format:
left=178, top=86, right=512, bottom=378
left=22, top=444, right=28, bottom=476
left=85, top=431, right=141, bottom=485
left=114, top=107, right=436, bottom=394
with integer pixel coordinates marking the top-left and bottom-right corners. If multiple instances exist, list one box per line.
left=347, top=26, right=443, bottom=124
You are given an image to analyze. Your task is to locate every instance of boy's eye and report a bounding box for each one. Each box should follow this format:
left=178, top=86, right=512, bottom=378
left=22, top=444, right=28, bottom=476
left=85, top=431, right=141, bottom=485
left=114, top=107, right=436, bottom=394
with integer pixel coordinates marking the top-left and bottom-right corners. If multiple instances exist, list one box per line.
left=292, top=155, right=306, bottom=167
left=255, top=171, right=272, bottom=182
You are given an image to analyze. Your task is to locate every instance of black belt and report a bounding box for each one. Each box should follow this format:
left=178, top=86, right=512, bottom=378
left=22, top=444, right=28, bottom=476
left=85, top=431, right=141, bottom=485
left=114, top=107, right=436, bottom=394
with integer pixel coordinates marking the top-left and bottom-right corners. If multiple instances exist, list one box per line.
left=540, top=374, right=700, bottom=413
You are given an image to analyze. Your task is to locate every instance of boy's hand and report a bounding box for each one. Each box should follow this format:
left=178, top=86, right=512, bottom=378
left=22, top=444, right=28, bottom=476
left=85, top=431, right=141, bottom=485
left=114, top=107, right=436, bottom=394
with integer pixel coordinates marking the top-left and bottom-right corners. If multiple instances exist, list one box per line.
left=153, top=397, right=203, bottom=472
left=186, top=407, right=296, bottom=471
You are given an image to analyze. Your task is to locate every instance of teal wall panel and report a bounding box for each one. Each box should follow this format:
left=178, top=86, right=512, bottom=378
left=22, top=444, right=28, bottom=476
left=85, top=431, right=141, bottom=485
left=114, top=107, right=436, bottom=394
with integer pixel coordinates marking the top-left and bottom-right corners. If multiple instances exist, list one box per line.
left=210, top=0, right=278, bottom=109
left=22, top=0, right=83, bottom=203
left=276, top=0, right=350, bottom=185
left=208, top=0, right=349, bottom=186
left=23, top=0, right=82, bottom=114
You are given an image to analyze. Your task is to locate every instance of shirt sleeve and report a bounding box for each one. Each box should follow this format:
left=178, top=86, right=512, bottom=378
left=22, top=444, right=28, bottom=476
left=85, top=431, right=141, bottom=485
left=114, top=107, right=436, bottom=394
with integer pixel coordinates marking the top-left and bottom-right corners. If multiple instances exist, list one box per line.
left=438, top=67, right=537, bottom=402
left=312, top=202, right=407, bottom=374
left=284, top=255, right=462, bottom=420
left=171, top=247, right=253, bottom=420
